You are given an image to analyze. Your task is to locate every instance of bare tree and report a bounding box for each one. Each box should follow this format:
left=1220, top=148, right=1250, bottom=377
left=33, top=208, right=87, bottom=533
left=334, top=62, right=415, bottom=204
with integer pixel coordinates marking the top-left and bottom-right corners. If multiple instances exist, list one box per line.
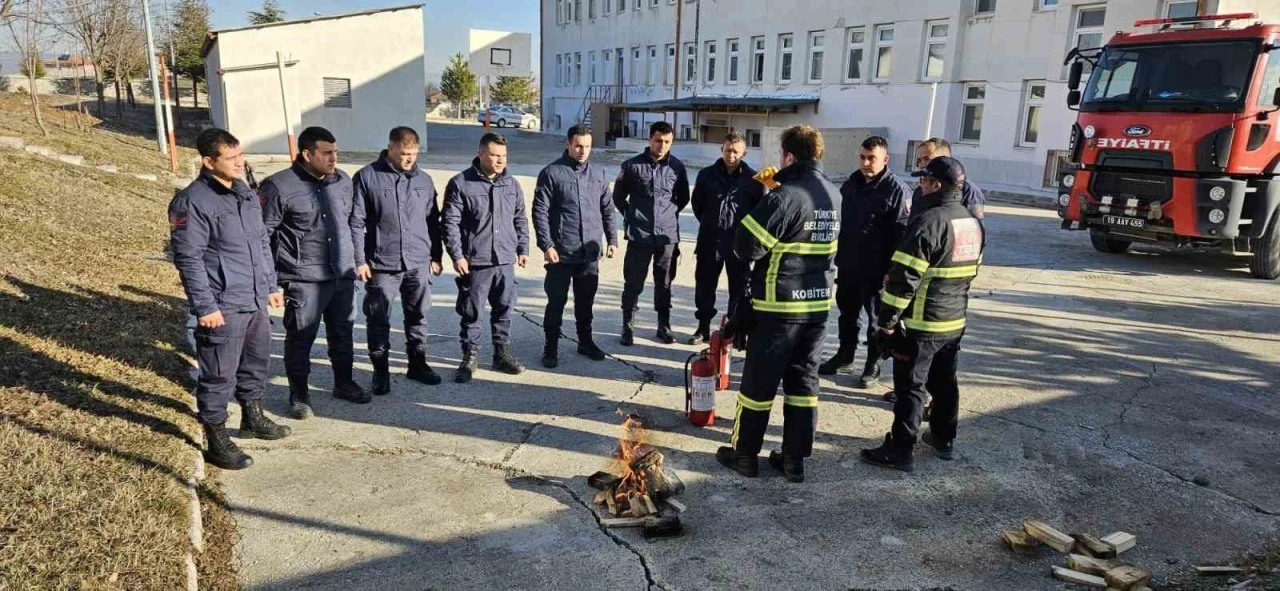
left=6, top=0, right=50, bottom=136
left=0, top=0, right=25, bottom=22
left=102, top=0, right=145, bottom=116
left=56, top=0, right=131, bottom=118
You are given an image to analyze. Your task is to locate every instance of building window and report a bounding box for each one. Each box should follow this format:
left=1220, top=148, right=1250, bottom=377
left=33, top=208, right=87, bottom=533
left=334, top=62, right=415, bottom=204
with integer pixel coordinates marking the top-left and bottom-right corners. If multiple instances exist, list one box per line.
left=617, top=0, right=626, bottom=13
left=589, top=51, right=598, bottom=84
left=574, top=52, right=582, bottom=85
left=664, top=44, right=675, bottom=85
left=1073, top=5, right=1106, bottom=74
left=807, top=31, right=825, bottom=84
left=679, top=124, right=694, bottom=140
left=588, top=0, right=596, bottom=18
left=777, top=33, right=794, bottom=84
left=555, top=54, right=563, bottom=86
left=647, top=46, right=657, bottom=86
left=976, top=0, right=996, bottom=14
left=1020, top=81, right=1046, bottom=146
left=751, top=36, right=766, bottom=83
left=961, top=83, right=985, bottom=143
left=574, top=0, right=582, bottom=21
left=565, top=54, right=573, bottom=86
left=745, top=129, right=762, bottom=148
left=921, top=21, right=948, bottom=81
left=633, top=0, right=641, bottom=11
left=556, top=0, right=563, bottom=24
left=1164, top=1, right=1196, bottom=18
left=873, top=25, right=893, bottom=81
left=631, top=47, right=641, bottom=84
left=727, top=38, right=740, bottom=84
left=603, top=0, right=611, bottom=16
left=844, top=27, right=865, bottom=82
left=650, top=0, right=659, bottom=7
left=705, top=40, right=717, bottom=83
left=684, top=43, right=696, bottom=84
left=1037, top=0, right=1058, bottom=9
left=322, top=78, right=352, bottom=108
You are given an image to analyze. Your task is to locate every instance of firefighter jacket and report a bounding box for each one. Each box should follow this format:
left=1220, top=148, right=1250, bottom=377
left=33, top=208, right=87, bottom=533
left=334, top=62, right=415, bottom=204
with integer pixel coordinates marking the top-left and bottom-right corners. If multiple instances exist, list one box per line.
left=350, top=152, right=443, bottom=272
left=878, top=188, right=986, bottom=340
left=836, top=167, right=911, bottom=279
left=261, top=158, right=358, bottom=283
left=691, top=158, right=761, bottom=259
left=612, top=149, right=690, bottom=245
left=734, top=160, right=841, bottom=323
left=532, top=152, right=618, bottom=264
left=442, top=159, right=530, bottom=267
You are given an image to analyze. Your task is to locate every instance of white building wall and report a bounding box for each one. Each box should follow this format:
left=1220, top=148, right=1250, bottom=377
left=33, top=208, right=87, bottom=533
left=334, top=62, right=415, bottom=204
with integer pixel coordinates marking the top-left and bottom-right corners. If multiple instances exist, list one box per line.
left=204, top=6, right=426, bottom=155
left=542, top=0, right=1274, bottom=194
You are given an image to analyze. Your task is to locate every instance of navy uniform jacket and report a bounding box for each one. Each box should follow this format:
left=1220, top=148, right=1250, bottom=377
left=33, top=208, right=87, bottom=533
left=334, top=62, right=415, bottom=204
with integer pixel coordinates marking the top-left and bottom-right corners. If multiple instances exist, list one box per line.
left=691, top=158, right=761, bottom=259
left=532, top=152, right=617, bottom=264
left=350, top=152, right=443, bottom=272
left=169, top=170, right=279, bottom=317
left=837, top=167, right=911, bottom=279
left=443, top=159, right=530, bottom=267
left=910, top=180, right=985, bottom=222
left=612, top=149, right=690, bottom=245
left=261, top=159, right=358, bottom=282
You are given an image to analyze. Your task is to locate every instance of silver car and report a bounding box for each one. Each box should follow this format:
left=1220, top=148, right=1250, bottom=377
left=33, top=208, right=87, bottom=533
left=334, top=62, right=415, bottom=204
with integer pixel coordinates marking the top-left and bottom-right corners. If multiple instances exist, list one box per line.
left=477, top=105, right=539, bottom=129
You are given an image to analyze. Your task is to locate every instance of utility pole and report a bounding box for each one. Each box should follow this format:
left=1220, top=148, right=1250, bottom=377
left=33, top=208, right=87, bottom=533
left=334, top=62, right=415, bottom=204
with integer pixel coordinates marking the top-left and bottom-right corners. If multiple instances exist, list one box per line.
left=141, top=0, right=167, bottom=154
left=276, top=51, right=297, bottom=159
left=672, top=0, right=682, bottom=101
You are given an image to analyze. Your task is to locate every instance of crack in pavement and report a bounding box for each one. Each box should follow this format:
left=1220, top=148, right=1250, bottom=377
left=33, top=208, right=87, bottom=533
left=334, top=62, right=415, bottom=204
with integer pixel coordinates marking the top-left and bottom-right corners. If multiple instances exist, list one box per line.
left=513, top=306, right=656, bottom=382
left=1100, top=362, right=1158, bottom=450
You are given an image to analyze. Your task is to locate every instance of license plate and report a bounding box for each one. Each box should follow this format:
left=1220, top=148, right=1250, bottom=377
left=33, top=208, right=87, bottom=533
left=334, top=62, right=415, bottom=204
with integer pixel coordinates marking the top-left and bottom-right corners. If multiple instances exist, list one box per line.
left=1103, top=215, right=1145, bottom=229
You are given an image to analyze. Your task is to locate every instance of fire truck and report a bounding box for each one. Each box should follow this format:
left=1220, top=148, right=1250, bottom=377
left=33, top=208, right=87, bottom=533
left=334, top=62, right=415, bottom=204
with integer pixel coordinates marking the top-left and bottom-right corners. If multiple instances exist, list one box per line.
left=1058, top=12, right=1280, bottom=279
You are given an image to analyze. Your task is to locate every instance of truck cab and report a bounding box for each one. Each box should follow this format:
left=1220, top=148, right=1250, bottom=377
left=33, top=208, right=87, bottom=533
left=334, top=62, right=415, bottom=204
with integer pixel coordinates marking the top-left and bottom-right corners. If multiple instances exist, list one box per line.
left=1059, top=13, right=1280, bottom=279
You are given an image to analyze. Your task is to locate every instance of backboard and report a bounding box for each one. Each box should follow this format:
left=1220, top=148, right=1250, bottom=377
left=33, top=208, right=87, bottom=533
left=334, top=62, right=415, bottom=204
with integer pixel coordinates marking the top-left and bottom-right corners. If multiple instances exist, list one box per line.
left=469, top=29, right=532, bottom=79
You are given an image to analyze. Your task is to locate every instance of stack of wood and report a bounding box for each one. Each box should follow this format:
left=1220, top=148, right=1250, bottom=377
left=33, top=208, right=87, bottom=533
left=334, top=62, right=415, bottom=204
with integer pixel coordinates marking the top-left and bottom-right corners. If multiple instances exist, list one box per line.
left=1001, top=519, right=1151, bottom=590
left=587, top=444, right=686, bottom=538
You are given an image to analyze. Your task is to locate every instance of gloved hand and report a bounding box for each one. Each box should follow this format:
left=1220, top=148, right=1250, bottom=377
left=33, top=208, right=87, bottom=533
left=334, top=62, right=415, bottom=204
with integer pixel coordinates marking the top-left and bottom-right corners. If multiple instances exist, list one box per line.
left=723, top=300, right=755, bottom=351
left=753, top=166, right=780, bottom=191
left=873, top=321, right=908, bottom=362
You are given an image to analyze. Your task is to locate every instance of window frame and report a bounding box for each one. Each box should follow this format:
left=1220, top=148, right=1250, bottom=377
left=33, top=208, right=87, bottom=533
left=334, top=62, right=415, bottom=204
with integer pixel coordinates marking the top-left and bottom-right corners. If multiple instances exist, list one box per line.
left=684, top=42, right=697, bottom=85
left=777, top=33, right=794, bottom=84
left=976, top=0, right=996, bottom=14
left=664, top=44, right=676, bottom=85
left=1019, top=80, right=1046, bottom=147
left=705, top=40, right=717, bottom=84
left=807, top=30, right=825, bottom=84
left=631, top=47, right=641, bottom=84
left=844, top=27, right=866, bottom=83
left=555, top=54, right=563, bottom=86
left=921, top=21, right=948, bottom=82
left=646, top=45, right=657, bottom=86
left=1037, top=0, right=1058, bottom=10
left=1163, top=1, right=1197, bottom=19
left=873, top=25, right=894, bottom=82
left=588, top=0, right=596, bottom=19
left=960, top=82, right=986, bottom=144
left=727, top=38, right=740, bottom=84
left=589, top=51, right=598, bottom=84
left=751, top=36, right=766, bottom=83
left=574, top=52, right=582, bottom=86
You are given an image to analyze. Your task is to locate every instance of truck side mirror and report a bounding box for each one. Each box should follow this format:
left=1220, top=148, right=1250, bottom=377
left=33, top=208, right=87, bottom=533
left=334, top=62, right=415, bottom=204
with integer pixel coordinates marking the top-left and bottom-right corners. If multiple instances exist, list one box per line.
left=1273, top=86, right=1280, bottom=107
left=1068, top=61, right=1084, bottom=91
left=1068, top=90, right=1082, bottom=107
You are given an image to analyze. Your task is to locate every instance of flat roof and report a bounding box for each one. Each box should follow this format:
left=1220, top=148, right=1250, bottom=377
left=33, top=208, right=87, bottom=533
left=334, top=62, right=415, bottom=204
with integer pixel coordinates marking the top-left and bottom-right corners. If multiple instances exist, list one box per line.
left=201, top=3, right=423, bottom=57
left=623, top=96, right=819, bottom=113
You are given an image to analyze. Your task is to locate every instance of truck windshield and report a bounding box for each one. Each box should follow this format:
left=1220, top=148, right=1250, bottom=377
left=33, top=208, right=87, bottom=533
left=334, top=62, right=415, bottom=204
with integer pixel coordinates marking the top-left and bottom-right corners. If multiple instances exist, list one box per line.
left=1081, top=41, right=1258, bottom=113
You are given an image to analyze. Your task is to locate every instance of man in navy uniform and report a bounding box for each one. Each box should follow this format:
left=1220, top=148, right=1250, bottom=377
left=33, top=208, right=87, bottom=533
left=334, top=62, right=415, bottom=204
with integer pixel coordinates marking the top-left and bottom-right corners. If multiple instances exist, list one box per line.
left=262, top=126, right=368, bottom=420
left=532, top=125, right=616, bottom=368
left=443, top=132, right=531, bottom=383
left=169, top=128, right=291, bottom=470
left=351, top=126, right=445, bottom=394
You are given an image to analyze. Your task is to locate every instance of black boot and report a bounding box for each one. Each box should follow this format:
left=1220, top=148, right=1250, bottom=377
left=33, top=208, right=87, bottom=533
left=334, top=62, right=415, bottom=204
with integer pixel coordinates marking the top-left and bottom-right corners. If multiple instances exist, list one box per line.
left=715, top=446, right=759, bottom=477
left=857, top=360, right=882, bottom=389
left=494, top=343, right=525, bottom=375
left=455, top=347, right=478, bottom=383
left=288, top=375, right=313, bottom=420
left=922, top=430, right=954, bottom=461
left=239, top=399, right=292, bottom=440
left=203, top=421, right=253, bottom=470
left=406, top=349, right=442, bottom=386
left=577, top=332, right=606, bottom=361
left=655, top=310, right=675, bottom=344
left=818, top=346, right=856, bottom=376
left=620, top=309, right=635, bottom=347
left=541, top=335, right=559, bottom=368
left=860, top=434, right=915, bottom=472
left=768, top=450, right=805, bottom=483
left=688, top=320, right=711, bottom=345
left=332, top=361, right=372, bottom=404
left=370, top=352, right=391, bottom=396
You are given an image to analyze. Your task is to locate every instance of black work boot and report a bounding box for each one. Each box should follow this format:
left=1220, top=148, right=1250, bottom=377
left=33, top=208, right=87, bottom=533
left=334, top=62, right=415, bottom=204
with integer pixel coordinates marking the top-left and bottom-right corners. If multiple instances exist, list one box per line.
left=203, top=421, right=253, bottom=470
left=577, top=331, right=606, bottom=361
left=620, top=309, right=635, bottom=347
left=332, top=362, right=372, bottom=404
left=715, top=446, right=759, bottom=477
left=288, top=375, right=313, bottom=420
left=370, top=352, right=391, bottom=396
left=406, top=349, right=442, bottom=386
left=860, top=434, right=915, bottom=472
left=768, top=450, right=805, bottom=483
left=541, top=334, right=559, bottom=368
left=239, top=399, right=292, bottom=440
left=688, top=320, right=711, bottom=345
left=493, top=344, right=525, bottom=375
left=882, top=390, right=897, bottom=404
left=655, top=310, right=675, bottom=344
left=922, top=430, right=954, bottom=461
left=857, top=360, right=882, bottom=389
left=455, top=347, right=478, bottom=383
left=818, top=346, right=856, bottom=376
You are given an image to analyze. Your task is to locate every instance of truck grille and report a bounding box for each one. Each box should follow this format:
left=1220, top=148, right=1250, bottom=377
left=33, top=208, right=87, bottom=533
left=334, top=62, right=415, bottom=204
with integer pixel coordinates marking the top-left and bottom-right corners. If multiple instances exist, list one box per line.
left=1089, top=150, right=1174, bottom=203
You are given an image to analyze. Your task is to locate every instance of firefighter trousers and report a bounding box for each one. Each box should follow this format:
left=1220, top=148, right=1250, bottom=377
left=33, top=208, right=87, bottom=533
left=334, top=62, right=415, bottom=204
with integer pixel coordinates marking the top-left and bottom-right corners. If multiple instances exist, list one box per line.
left=731, top=317, right=824, bottom=458
left=693, top=246, right=749, bottom=323
left=834, top=273, right=882, bottom=360
left=890, top=332, right=963, bottom=452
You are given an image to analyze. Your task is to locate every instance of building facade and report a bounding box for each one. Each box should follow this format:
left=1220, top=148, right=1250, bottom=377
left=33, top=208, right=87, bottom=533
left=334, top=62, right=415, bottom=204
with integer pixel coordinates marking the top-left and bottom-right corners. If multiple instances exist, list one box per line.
left=203, top=4, right=427, bottom=155
left=541, top=0, right=1280, bottom=194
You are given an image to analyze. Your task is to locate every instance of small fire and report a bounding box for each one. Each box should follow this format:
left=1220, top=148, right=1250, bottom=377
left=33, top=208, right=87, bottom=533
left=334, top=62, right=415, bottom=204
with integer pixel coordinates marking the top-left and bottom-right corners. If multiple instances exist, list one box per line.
left=612, top=414, right=651, bottom=500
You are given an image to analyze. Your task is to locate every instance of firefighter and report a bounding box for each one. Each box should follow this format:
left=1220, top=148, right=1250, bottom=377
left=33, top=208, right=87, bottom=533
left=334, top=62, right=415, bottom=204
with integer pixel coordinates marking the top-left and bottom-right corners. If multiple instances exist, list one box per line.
left=688, top=132, right=761, bottom=344
left=912, top=137, right=986, bottom=219
left=351, top=127, right=444, bottom=394
left=532, top=125, right=617, bottom=368
left=716, top=125, right=841, bottom=484
left=170, top=128, right=290, bottom=470
left=613, top=121, right=691, bottom=346
left=262, top=126, right=368, bottom=420
left=443, top=132, right=530, bottom=383
left=861, top=157, right=986, bottom=472
left=818, top=136, right=910, bottom=387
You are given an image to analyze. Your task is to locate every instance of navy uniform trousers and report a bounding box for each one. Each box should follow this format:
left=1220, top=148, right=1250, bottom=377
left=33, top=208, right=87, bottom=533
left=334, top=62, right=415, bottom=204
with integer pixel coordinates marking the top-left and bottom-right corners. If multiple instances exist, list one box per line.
left=543, top=260, right=599, bottom=340
left=456, top=264, right=516, bottom=349
left=834, top=273, right=884, bottom=360
left=282, top=279, right=357, bottom=379
left=731, top=317, right=825, bottom=458
left=364, top=267, right=433, bottom=357
left=621, top=242, right=675, bottom=312
left=195, top=308, right=270, bottom=424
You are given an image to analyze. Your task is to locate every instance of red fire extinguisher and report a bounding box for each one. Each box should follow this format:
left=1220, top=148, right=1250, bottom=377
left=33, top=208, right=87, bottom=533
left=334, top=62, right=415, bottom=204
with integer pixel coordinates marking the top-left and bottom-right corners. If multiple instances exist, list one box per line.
left=708, top=315, right=734, bottom=391
left=684, top=349, right=716, bottom=427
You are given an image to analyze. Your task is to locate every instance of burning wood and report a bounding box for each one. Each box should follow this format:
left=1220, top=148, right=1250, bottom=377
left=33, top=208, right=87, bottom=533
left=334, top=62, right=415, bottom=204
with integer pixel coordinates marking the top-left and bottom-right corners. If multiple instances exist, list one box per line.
left=588, top=415, right=686, bottom=531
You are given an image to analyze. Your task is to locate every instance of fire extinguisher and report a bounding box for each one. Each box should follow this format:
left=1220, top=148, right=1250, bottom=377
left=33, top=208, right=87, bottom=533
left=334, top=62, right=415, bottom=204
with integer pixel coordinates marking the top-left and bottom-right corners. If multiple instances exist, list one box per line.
left=684, top=350, right=716, bottom=427
left=708, top=315, right=734, bottom=391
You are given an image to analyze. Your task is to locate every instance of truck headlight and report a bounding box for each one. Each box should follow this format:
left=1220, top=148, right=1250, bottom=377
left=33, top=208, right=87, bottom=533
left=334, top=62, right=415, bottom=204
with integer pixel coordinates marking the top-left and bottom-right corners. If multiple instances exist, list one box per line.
left=1208, top=209, right=1226, bottom=224
left=1062, top=175, right=1074, bottom=188
left=1059, top=194, right=1071, bottom=206
left=1209, top=186, right=1227, bottom=202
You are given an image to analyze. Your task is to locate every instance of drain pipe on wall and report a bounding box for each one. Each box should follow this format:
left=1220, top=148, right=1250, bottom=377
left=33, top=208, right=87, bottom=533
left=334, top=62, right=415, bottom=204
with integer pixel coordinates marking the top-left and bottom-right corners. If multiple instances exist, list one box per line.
left=924, top=81, right=938, bottom=141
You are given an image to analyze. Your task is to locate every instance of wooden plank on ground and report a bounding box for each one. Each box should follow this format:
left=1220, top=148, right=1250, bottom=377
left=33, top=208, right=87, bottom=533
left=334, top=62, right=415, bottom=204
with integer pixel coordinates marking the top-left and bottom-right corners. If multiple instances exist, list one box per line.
left=1104, top=565, right=1151, bottom=591
left=1051, top=566, right=1108, bottom=588
left=1067, top=554, right=1121, bottom=576
left=1073, top=533, right=1117, bottom=558
left=601, top=517, right=645, bottom=528
left=1025, top=520, right=1075, bottom=552
left=1194, top=565, right=1245, bottom=576
left=1000, top=529, right=1039, bottom=554
left=1100, top=531, right=1136, bottom=555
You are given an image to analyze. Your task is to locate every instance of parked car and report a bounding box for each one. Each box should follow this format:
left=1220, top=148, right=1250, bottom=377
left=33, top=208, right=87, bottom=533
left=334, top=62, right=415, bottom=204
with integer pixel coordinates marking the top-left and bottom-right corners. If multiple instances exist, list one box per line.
left=477, top=105, right=539, bottom=129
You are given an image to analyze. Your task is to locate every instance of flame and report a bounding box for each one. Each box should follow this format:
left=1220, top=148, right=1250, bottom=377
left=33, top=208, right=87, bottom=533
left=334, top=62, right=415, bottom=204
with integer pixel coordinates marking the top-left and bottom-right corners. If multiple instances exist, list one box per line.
left=612, top=414, right=649, bottom=498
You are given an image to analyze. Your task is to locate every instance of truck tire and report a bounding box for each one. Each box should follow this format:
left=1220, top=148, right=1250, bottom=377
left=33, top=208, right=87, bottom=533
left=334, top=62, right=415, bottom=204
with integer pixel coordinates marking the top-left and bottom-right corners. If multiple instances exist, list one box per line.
left=1249, top=207, right=1280, bottom=280
left=1090, top=228, right=1131, bottom=254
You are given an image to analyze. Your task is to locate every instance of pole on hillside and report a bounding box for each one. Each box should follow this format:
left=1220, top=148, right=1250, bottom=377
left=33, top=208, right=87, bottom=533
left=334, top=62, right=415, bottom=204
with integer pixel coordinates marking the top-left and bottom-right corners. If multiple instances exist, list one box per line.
left=141, top=0, right=167, bottom=154
left=483, top=75, right=491, bottom=130
left=160, top=54, right=178, bottom=172
left=276, top=51, right=297, bottom=160
left=673, top=0, right=682, bottom=101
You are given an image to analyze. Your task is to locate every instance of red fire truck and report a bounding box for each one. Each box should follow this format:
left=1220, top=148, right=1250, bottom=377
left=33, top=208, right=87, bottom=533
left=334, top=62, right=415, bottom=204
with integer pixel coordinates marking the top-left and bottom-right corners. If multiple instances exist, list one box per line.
left=1058, top=12, right=1280, bottom=279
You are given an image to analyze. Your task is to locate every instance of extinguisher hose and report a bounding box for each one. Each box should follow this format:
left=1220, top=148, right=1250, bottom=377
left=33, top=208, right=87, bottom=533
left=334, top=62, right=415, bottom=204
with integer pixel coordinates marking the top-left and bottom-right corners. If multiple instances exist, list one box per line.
left=684, top=352, right=698, bottom=414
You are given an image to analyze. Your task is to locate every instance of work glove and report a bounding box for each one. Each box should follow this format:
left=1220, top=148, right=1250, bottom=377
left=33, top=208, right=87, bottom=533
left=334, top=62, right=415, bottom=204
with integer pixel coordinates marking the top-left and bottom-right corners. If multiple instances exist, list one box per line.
left=872, top=321, right=908, bottom=362
left=723, top=299, right=754, bottom=351
left=753, top=166, right=780, bottom=191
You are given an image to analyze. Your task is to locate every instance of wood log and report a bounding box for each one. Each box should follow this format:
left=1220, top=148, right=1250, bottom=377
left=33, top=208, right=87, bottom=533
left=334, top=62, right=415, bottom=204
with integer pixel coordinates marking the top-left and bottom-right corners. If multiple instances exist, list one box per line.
left=1024, top=520, right=1075, bottom=553
left=665, top=499, right=687, bottom=513
left=642, top=495, right=659, bottom=516
left=593, top=490, right=608, bottom=505
left=601, top=517, right=645, bottom=528
left=1051, top=566, right=1108, bottom=588
left=1100, top=531, right=1136, bottom=555
left=605, top=493, right=618, bottom=516
left=1073, top=533, right=1117, bottom=559
left=1104, top=565, right=1151, bottom=591
left=1000, top=529, right=1039, bottom=554
left=642, top=515, right=683, bottom=539
left=628, top=494, right=648, bottom=517
left=1068, top=554, right=1122, bottom=576
left=588, top=471, right=620, bottom=490
left=1193, top=565, right=1245, bottom=576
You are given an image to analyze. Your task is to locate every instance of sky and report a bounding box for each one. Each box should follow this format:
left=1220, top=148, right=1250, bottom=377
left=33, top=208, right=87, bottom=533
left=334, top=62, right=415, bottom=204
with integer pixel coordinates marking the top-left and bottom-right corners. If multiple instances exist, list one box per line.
left=206, top=0, right=540, bottom=84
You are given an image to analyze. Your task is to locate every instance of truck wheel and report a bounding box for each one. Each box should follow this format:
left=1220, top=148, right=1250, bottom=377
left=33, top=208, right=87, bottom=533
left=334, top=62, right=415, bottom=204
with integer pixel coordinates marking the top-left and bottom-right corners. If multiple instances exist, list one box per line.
left=1249, top=207, right=1280, bottom=280
left=1090, top=229, right=1131, bottom=254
